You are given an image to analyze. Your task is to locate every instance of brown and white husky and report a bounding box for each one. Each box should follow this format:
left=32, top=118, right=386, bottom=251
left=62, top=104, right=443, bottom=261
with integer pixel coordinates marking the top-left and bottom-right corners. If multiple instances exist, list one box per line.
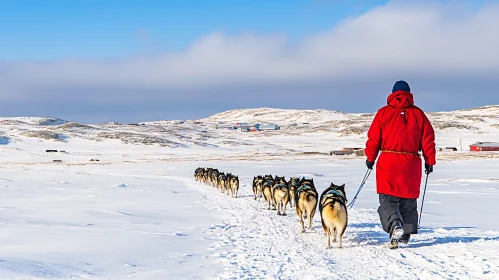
left=294, top=178, right=318, bottom=233
left=319, top=183, right=348, bottom=249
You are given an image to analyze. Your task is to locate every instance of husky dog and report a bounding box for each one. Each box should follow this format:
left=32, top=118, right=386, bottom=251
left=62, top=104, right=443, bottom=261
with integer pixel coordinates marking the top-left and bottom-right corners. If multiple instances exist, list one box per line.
left=294, top=178, right=318, bottom=233
left=228, top=174, right=239, bottom=198
left=218, top=172, right=227, bottom=193
left=288, top=177, right=300, bottom=208
left=211, top=170, right=220, bottom=187
left=252, top=176, right=264, bottom=201
left=262, top=175, right=276, bottom=210
left=194, top=167, right=203, bottom=182
left=319, top=183, right=348, bottom=249
left=272, top=176, right=290, bottom=215
left=203, top=168, right=213, bottom=184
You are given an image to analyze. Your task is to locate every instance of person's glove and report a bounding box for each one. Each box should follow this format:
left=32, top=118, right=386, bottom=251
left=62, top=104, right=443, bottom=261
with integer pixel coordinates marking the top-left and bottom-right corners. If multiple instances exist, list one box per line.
left=366, top=160, right=375, bottom=170
left=425, top=163, right=433, bottom=174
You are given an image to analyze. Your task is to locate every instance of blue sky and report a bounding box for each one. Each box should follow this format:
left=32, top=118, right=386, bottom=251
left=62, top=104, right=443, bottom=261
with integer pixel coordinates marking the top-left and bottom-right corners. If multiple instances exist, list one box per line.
left=0, top=0, right=389, bottom=60
left=1, top=0, right=498, bottom=123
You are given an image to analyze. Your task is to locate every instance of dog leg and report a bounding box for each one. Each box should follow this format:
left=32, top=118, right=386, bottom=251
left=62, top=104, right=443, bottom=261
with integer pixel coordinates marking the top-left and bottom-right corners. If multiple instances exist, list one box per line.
left=332, top=228, right=337, bottom=243
left=339, top=226, right=346, bottom=248
left=298, top=209, right=305, bottom=233
left=326, top=229, right=331, bottom=249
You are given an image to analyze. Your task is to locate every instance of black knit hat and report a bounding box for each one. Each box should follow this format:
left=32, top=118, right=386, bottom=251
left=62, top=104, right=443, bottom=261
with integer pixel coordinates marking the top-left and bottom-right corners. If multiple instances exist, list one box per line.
left=392, top=80, right=410, bottom=93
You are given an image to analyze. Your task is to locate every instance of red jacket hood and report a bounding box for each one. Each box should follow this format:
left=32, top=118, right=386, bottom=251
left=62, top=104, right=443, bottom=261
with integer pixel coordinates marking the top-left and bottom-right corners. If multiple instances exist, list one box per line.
left=387, top=90, right=414, bottom=109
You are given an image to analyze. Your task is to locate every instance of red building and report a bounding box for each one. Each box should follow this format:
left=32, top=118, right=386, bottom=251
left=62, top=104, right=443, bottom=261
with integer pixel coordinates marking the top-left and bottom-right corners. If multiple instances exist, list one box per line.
left=469, top=142, right=499, bottom=152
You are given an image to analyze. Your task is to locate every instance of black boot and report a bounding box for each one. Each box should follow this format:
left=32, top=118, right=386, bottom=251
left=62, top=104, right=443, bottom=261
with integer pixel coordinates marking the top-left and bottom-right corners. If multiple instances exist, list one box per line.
left=389, top=220, right=404, bottom=249
left=398, top=234, right=410, bottom=245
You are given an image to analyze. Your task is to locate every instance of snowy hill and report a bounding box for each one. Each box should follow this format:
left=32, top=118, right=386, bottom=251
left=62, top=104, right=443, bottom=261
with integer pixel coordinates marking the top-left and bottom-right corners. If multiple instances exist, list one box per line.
left=0, top=106, right=498, bottom=167
left=203, top=108, right=350, bottom=124
left=1, top=106, right=499, bottom=162
left=1, top=106, right=499, bottom=279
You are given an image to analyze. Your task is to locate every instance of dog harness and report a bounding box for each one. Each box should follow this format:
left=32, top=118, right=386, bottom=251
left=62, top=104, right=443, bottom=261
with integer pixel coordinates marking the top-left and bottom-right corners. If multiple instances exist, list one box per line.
left=326, top=189, right=344, bottom=198
left=296, top=184, right=314, bottom=197
left=263, top=181, right=274, bottom=187
left=272, top=183, right=287, bottom=192
left=323, top=189, right=347, bottom=204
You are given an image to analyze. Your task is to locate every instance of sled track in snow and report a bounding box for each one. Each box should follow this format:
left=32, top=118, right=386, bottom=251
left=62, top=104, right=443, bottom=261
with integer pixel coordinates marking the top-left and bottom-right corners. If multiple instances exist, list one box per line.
left=181, top=177, right=499, bottom=279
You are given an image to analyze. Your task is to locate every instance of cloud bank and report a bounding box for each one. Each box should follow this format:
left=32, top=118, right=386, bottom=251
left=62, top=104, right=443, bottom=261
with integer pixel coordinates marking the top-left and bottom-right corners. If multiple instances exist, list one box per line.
left=1, top=1, right=499, bottom=122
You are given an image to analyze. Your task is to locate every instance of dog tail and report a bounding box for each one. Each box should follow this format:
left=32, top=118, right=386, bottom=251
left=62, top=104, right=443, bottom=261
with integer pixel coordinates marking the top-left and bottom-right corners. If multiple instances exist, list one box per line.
left=276, top=190, right=287, bottom=199
left=306, top=193, right=317, bottom=203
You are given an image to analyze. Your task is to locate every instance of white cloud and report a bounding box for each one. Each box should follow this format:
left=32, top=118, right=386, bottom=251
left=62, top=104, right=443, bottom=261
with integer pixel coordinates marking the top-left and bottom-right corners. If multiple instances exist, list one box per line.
left=1, top=1, right=499, bottom=121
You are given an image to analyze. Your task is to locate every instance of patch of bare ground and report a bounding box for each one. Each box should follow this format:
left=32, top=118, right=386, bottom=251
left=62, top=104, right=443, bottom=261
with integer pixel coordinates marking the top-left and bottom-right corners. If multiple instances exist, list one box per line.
left=432, top=121, right=479, bottom=130
left=20, top=130, right=68, bottom=142
left=337, top=125, right=370, bottom=137
left=0, top=120, right=30, bottom=126
left=437, top=152, right=499, bottom=161
left=96, top=132, right=187, bottom=148
left=54, top=122, right=98, bottom=130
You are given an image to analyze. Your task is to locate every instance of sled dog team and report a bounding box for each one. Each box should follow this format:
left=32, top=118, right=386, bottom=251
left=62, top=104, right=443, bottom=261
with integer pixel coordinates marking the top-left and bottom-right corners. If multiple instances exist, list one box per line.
left=195, top=167, right=348, bottom=249
left=195, top=167, right=239, bottom=198
left=253, top=175, right=348, bottom=249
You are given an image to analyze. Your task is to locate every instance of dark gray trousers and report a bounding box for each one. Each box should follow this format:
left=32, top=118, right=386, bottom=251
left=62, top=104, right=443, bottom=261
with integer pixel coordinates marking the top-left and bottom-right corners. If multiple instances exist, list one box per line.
left=377, top=194, right=418, bottom=234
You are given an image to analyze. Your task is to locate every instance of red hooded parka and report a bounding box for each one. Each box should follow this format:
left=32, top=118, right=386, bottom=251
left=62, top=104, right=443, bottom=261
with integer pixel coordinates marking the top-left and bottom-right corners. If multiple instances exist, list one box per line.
left=365, top=90, right=436, bottom=199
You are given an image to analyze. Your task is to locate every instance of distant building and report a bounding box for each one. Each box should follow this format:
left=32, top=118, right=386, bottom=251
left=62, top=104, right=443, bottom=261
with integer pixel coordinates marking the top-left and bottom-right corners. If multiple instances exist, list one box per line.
left=250, top=123, right=262, bottom=131
left=469, top=142, right=499, bottom=152
left=330, top=150, right=354, bottom=156
left=240, top=122, right=251, bottom=132
left=259, top=123, right=280, bottom=130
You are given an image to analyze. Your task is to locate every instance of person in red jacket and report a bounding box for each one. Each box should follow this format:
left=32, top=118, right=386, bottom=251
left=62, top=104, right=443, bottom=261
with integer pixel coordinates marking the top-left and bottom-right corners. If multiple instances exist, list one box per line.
left=365, top=80, right=436, bottom=249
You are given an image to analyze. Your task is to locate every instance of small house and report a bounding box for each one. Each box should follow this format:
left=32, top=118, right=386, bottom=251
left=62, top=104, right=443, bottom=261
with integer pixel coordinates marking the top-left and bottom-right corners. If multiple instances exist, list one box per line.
left=259, top=123, right=280, bottom=130
left=330, top=150, right=354, bottom=156
left=470, top=142, right=499, bottom=152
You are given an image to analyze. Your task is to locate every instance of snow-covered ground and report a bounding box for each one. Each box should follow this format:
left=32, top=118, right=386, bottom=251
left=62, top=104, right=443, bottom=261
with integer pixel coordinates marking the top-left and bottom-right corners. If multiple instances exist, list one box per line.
left=1, top=107, right=499, bottom=279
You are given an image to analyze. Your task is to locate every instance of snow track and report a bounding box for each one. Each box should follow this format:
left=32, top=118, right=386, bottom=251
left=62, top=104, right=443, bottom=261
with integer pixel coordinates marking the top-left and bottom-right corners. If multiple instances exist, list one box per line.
left=186, top=178, right=499, bottom=279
